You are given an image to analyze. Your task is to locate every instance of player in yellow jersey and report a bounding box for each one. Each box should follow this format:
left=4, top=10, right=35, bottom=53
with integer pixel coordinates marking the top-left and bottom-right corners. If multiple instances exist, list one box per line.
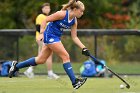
left=24, top=3, right=59, bottom=79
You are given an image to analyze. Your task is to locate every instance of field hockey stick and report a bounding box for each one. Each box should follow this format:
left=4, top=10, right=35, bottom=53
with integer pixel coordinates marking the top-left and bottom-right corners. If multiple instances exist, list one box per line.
left=89, top=54, right=130, bottom=89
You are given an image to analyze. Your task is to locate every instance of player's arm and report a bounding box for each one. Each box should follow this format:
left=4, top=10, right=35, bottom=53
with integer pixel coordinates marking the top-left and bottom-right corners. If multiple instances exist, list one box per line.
left=71, top=19, right=85, bottom=49
left=71, top=19, right=90, bottom=56
left=40, top=11, right=65, bottom=34
left=37, top=11, right=65, bottom=41
left=40, top=0, right=76, bottom=33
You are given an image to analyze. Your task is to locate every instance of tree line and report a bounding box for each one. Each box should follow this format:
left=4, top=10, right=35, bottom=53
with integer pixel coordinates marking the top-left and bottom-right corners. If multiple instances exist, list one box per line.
left=0, top=0, right=140, bottom=62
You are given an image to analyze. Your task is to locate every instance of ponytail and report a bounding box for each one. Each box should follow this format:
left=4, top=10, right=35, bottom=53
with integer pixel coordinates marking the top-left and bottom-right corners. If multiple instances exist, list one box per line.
left=61, top=0, right=76, bottom=10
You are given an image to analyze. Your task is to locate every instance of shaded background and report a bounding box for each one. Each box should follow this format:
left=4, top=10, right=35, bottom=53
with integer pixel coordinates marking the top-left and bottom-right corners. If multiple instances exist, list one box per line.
left=0, top=0, right=140, bottom=74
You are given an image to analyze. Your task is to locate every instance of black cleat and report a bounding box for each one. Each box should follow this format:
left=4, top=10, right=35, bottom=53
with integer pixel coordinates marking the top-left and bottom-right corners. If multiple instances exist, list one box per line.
left=72, top=77, right=87, bottom=89
left=9, top=61, right=18, bottom=78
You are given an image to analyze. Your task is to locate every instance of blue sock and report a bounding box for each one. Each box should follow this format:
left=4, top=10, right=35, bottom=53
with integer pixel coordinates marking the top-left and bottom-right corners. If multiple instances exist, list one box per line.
left=16, top=57, right=37, bottom=69
left=63, top=62, right=76, bottom=84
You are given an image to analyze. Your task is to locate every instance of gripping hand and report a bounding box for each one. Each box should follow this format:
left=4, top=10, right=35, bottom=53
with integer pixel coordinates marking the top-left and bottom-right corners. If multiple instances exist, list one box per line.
left=82, top=48, right=90, bottom=56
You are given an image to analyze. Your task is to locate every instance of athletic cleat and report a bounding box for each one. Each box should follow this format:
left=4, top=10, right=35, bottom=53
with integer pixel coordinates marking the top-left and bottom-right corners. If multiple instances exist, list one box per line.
left=9, top=61, right=18, bottom=78
left=48, top=73, right=60, bottom=79
left=24, top=71, right=34, bottom=78
left=72, top=77, right=87, bottom=89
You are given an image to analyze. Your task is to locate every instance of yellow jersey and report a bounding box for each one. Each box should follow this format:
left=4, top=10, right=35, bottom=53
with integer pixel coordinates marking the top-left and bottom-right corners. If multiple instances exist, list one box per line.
left=35, top=14, right=47, bottom=39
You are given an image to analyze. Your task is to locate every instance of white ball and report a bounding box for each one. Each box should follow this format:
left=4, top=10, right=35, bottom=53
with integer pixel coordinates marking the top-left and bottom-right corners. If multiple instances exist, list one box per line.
left=120, top=84, right=125, bottom=89
left=124, top=75, right=128, bottom=78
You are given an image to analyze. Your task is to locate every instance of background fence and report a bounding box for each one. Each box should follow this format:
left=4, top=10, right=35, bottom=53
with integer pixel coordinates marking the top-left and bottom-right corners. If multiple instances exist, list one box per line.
left=0, top=29, right=140, bottom=74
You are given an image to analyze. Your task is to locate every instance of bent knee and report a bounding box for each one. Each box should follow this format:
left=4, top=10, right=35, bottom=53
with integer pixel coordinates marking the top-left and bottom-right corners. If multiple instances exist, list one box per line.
left=35, top=57, right=46, bottom=64
left=60, top=54, right=70, bottom=61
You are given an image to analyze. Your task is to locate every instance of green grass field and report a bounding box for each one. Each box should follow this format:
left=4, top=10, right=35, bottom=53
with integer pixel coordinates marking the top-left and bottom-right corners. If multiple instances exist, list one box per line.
left=20, top=62, right=140, bottom=74
left=0, top=75, right=140, bottom=93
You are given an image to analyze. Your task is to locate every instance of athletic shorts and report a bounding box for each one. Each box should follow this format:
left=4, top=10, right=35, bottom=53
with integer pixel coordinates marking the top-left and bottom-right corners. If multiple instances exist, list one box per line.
left=43, top=31, right=61, bottom=45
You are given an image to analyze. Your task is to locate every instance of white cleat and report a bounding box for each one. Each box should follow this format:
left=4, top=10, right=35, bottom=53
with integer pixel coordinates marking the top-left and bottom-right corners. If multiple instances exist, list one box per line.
left=24, top=71, right=34, bottom=78
left=48, top=73, right=60, bottom=79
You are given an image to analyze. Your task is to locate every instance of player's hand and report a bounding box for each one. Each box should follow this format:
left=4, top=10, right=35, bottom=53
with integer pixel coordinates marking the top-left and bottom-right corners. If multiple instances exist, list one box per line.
left=82, top=48, right=90, bottom=56
left=37, top=33, right=43, bottom=41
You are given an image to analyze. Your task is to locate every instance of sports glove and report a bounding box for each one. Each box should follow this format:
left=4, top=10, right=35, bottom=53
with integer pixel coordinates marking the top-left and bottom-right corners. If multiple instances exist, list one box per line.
left=82, top=48, right=90, bottom=56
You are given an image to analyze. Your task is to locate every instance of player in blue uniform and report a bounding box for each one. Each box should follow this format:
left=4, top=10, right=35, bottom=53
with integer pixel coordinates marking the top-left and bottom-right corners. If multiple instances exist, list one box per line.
left=24, top=3, right=59, bottom=79
left=9, top=0, right=90, bottom=89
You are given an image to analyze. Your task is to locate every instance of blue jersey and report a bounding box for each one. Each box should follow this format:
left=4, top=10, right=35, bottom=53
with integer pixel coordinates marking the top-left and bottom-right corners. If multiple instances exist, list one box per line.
left=44, top=10, right=76, bottom=44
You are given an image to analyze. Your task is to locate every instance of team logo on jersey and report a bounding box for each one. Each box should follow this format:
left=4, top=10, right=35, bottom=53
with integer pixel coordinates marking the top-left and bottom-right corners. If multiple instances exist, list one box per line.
left=49, top=38, right=54, bottom=42
left=60, top=23, right=70, bottom=29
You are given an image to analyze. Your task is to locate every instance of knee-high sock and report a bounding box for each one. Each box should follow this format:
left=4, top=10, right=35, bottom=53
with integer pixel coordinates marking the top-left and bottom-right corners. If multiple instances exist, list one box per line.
left=16, top=57, right=37, bottom=69
left=63, top=62, right=76, bottom=84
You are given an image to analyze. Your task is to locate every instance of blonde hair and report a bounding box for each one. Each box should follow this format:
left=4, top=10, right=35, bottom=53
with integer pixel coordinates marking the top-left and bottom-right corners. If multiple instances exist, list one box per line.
left=62, top=0, right=84, bottom=10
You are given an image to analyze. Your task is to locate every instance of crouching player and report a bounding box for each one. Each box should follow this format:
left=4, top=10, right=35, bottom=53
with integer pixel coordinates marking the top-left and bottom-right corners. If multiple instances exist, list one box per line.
left=9, top=0, right=90, bottom=89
